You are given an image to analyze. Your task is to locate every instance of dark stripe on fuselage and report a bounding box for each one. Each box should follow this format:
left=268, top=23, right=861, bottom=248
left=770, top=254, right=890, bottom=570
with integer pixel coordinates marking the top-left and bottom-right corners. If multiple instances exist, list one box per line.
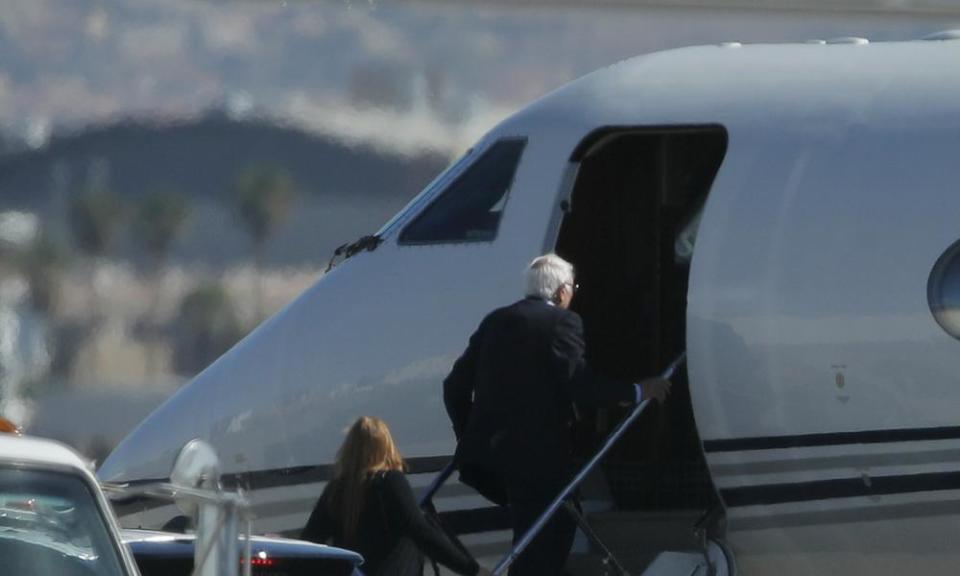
left=721, top=470, right=960, bottom=507
left=275, top=506, right=511, bottom=537
left=276, top=509, right=514, bottom=541
left=223, top=455, right=453, bottom=491
left=704, top=426, right=960, bottom=453
left=113, top=455, right=452, bottom=492
left=110, top=460, right=960, bottom=533
left=109, top=455, right=453, bottom=514
left=709, top=448, right=960, bottom=477
left=729, top=498, right=960, bottom=531
left=444, top=472, right=960, bottom=530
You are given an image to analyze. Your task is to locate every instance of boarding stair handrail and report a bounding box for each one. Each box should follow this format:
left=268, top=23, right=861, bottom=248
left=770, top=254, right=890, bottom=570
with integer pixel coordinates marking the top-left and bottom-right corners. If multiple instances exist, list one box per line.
left=418, top=354, right=687, bottom=575
left=492, top=352, right=687, bottom=576
left=419, top=459, right=457, bottom=509
left=419, top=460, right=471, bottom=576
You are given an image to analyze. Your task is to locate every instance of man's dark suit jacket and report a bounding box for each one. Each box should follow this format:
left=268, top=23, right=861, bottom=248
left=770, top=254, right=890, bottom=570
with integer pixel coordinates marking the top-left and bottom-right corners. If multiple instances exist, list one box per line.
left=443, top=296, right=633, bottom=492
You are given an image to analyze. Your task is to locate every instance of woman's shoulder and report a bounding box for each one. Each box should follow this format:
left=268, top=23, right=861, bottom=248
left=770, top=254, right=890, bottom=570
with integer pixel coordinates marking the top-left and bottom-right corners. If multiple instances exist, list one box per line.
left=376, top=468, right=408, bottom=483
left=372, top=469, right=413, bottom=493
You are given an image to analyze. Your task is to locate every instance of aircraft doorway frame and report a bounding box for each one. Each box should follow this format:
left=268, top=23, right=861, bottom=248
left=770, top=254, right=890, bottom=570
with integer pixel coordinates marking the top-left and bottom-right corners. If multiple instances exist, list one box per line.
left=551, top=125, right=727, bottom=513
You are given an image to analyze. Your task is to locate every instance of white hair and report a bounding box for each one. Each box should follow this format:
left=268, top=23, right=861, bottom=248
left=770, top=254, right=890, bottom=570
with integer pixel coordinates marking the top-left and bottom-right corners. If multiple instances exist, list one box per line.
left=524, top=254, right=574, bottom=299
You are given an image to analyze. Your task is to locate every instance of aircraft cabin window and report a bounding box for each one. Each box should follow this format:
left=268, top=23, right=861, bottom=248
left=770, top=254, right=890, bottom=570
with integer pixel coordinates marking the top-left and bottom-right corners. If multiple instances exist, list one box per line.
left=929, top=239, right=960, bottom=340
left=399, top=138, right=526, bottom=244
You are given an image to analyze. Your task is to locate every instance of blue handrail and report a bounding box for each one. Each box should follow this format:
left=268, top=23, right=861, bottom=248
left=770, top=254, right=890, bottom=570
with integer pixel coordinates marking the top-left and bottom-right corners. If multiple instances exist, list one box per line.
left=419, top=460, right=457, bottom=509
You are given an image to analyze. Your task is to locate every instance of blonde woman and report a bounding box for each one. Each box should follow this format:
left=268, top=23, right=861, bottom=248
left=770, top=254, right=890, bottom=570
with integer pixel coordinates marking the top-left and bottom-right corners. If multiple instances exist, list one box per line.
left=302, top=416, right=481, bottom=576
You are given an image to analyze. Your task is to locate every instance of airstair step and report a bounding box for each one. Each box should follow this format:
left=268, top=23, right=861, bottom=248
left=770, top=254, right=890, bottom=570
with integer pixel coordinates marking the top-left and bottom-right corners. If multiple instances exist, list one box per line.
left=567, top=549, right=717, bottom=576
left=566, top=509, right=723, bottom=576
left=566, top=550, right=656, bottom=576
left=586, top=509, right=707, bottom=554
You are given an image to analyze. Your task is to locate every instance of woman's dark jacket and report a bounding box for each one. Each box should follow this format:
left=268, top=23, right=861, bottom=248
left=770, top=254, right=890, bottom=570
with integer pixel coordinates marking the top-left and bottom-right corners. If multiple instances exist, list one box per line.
left=301, top=470, right=478, bottom=576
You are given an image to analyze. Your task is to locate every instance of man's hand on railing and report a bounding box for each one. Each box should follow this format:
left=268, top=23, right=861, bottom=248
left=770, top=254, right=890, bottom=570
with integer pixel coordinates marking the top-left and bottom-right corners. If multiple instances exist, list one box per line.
left=637, top=376, right=672, bottom=403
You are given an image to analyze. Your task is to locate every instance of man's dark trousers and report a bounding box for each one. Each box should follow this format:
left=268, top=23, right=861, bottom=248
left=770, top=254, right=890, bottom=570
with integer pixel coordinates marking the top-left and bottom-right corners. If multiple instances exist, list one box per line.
left=503, top=463, right=576, bottom=576
left=460, top=454, right=575, bottom=576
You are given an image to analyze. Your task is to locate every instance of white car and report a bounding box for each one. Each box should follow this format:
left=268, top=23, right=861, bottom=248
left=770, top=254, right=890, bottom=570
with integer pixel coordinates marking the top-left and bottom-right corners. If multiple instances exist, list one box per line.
left=0, top=433, right=140, bottom=576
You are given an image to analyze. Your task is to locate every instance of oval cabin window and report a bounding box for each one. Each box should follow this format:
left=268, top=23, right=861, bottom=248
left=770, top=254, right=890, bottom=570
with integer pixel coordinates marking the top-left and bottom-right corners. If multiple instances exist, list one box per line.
left=928, top=239, right=960, bottom=339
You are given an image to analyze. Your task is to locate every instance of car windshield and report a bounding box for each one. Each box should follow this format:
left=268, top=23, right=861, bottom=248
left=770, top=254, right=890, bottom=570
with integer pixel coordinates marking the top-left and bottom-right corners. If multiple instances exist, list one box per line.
left=0, top=466, right=126, bottom=576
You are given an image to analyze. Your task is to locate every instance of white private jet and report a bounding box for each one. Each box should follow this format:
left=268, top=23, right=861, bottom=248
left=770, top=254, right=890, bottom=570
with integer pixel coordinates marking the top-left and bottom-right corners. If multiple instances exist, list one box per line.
left=101, top=33, right=960, bottom=575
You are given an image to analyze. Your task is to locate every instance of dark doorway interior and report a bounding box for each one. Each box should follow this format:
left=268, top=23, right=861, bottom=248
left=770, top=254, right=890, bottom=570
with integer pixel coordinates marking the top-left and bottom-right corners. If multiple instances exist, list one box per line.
left=555, top=126, right=727, bottom=511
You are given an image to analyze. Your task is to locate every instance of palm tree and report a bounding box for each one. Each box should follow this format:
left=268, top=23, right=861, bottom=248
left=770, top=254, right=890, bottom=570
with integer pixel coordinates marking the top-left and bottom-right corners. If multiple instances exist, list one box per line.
left=233, top=165, right=296, bottom=321
left=67, top=184, right=124, bottom=320
left=18, top=233, right=69, bottom=315
left=135, top=191, right=190, bottom=265
left=172, top=282, right=244, bottom=376
left=68, top=187, right=123, bottom=260
left=134, top=191, right=191, bottom=374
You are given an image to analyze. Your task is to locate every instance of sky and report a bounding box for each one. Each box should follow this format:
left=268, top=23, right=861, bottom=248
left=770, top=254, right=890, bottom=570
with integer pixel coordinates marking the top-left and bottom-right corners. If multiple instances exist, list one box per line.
left=1, top=0, right=958, bottom=157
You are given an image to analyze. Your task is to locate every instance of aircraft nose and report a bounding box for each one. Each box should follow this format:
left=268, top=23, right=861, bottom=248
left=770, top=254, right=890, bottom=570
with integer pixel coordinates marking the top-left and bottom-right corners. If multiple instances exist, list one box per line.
left=98, top=391, right=206, bottom=482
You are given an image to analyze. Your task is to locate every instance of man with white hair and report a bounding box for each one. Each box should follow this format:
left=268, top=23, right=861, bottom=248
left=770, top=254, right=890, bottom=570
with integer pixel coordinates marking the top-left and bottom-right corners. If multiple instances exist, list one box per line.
left=444, top=253, right=671, bottom=575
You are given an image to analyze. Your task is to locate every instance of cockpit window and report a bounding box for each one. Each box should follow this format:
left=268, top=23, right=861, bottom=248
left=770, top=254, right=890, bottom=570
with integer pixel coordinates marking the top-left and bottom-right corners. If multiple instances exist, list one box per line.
left=399, top=138, right=526, bottom=244
left=929, top=239, right=960, bottom=340
left=0, top=467, right=125, bottom=576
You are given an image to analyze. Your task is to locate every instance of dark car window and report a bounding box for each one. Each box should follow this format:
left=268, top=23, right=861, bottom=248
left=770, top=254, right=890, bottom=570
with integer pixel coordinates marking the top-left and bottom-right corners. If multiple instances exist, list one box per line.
left=399, top=138, right=526, bottom=244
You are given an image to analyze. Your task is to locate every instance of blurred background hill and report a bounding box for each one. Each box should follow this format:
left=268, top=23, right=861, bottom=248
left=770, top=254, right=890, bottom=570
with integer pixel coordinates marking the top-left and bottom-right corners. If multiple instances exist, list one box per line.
left=0, top=113, right=447, bottom=265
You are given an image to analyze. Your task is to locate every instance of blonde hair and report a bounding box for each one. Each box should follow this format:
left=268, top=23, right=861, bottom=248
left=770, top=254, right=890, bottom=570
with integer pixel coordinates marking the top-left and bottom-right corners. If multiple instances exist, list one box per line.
left=327, top=416, right=406, bottom=544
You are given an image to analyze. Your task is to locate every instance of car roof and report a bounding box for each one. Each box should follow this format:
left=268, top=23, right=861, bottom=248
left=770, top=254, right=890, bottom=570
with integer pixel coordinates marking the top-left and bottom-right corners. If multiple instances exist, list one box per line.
left=0, top=434, right=92, bottom=472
